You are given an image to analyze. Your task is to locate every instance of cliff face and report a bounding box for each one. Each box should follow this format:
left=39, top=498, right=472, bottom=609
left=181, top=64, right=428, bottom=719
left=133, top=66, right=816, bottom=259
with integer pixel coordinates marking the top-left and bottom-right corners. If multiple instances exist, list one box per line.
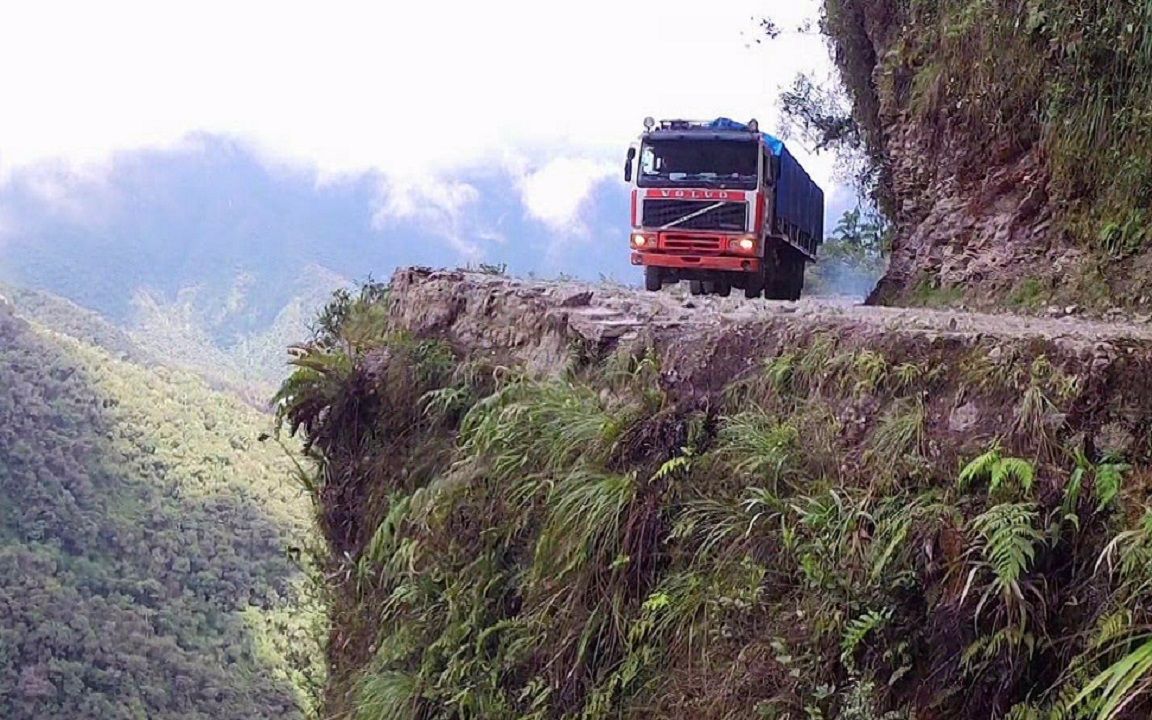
left=825, top=1, right=1152, bottom=312
left=871, top=119, right=1081, bottom=307
left=292, top=269, right=1152, bottom=720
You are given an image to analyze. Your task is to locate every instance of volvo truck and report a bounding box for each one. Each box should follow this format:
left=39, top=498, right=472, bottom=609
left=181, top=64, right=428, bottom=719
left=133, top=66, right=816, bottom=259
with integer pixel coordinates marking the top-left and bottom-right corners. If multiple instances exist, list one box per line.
left=623, top=117, right=824, bottom=300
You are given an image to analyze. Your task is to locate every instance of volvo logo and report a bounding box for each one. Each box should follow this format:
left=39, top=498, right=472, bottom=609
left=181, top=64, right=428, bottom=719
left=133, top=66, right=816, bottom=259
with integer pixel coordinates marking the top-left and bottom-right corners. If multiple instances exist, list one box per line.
left=653, top=189, right=738, bottom=200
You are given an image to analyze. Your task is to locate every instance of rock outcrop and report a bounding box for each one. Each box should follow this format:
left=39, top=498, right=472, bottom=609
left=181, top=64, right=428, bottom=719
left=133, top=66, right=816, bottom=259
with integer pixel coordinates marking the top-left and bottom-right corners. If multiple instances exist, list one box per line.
left=824, top=1, right=1152, bottom=312
left=294, top=269, right=1152, bottom=719
left=302, top=270, right=1152, bottom=719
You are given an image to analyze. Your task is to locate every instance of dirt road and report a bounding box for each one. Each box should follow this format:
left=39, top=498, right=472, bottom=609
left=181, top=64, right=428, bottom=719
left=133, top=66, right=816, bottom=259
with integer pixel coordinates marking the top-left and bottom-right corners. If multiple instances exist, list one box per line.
left=392, top=270, right=1152, bottom=347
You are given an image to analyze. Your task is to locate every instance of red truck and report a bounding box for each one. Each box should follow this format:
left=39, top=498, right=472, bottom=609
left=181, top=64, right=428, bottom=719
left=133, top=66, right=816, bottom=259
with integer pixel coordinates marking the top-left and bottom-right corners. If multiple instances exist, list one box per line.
left=624, top=117, right=824, bottom=300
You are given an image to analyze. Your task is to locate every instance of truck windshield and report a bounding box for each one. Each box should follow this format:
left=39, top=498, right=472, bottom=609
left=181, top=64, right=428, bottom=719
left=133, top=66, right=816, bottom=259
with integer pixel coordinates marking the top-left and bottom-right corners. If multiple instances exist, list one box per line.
left=637, top=139, right=759, bottom=190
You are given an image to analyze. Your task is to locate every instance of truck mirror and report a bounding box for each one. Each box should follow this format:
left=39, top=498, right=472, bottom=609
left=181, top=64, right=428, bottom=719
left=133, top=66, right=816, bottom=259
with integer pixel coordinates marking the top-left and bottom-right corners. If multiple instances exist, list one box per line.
left=624, top=148, right=636, bottom=182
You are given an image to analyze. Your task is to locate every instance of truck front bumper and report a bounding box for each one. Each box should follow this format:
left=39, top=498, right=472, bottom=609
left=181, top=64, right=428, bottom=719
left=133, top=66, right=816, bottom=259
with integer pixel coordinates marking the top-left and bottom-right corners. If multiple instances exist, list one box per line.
left=631, top=251, right=761, bottom=273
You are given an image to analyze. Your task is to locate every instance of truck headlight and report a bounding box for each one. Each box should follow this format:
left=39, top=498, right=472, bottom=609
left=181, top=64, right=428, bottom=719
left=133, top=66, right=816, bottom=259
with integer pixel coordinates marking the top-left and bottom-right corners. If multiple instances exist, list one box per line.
left=735, top=237, right=755, bottom=252
left=631, top=233, right=648, bottom=248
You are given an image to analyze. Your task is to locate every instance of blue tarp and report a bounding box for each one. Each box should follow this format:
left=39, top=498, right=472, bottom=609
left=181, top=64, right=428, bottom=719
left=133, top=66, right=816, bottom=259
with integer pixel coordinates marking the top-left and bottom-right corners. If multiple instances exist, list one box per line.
left=774, top=146, right=824, bottom=251
left=706, top=117, right=749, bottom=132
left=706, top=117, right=784, bottom=156
left=684, top=118, right=824, bottom=248
left=761, top=133, right=785, bottom=158
left=705, top=119, right=822, bottom=247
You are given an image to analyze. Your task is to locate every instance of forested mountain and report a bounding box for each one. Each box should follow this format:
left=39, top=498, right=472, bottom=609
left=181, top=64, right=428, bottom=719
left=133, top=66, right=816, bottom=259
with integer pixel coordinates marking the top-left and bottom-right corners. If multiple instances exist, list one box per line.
left=0, top=296, right=322, bottom=719
left=0, top=135, right=638, bottom=390
left=0, top=277, right=335, bottom=406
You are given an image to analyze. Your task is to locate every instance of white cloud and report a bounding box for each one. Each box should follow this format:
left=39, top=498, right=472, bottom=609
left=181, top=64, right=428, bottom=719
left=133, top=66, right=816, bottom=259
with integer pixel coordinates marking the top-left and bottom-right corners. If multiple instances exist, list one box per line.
left=0, top=0, right=850, bottom=257
left=371, top=175, right=483, bottom=257
left=0, top=0, right=835, bottom=181
left=518, top=157, right=617, bottom=234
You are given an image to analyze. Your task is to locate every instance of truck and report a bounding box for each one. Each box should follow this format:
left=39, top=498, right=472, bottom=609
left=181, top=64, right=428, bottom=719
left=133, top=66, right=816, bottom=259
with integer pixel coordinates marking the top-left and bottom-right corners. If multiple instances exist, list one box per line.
left=623, top=117, right=824, bottom=300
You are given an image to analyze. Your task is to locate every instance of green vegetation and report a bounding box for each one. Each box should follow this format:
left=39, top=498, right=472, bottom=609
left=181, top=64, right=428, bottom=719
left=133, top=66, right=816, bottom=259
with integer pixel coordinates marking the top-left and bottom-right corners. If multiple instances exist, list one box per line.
left=0, top=301, right=323, bottom=719
left=3, top=266, right=348, bottom=407
left=1009, top=278, right=1050, bottom=310
left=908, top=277, right=966, bottom=307
left=822, top=0, right=1152, bottom=260
left=806, top=208, right=888, bottom=297
left=282, top=282, right=1152, bottom=719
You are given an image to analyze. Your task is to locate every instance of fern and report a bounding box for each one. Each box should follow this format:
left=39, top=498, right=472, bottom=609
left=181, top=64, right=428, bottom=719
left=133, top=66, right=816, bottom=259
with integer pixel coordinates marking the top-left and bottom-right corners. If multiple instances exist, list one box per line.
left=990, top=457, right=1036, bottom=496
left=1004, top=702, right=1042, bottom=720
left=1093, top=611, right=1134, bottom=651
left=961, top=626, right=1036, bottom=675
left=958, top=445, right=1036, bottom=499
left=958, top=445, right=1003, bottom=491
left=651, top=449, right=693, bottom=482
left=971, top=503, right=1043, bottom=587
left=840, top=608, right=893, bottom=669
left=1071, top=636, right=1152, bottom=720
left=962, top=503, right=1044, bottom=630
left=1094, top=461, right=1129, bottom=512
left=1096, top=510, right=1152, bottom=601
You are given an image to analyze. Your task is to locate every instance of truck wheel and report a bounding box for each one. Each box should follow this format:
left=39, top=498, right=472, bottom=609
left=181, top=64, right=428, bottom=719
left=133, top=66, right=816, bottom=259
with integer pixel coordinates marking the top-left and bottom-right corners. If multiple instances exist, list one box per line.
left=714, top=281, right=731, bottom=297
left=744, top=271, right=764, bottom=299
left=644, top=266, right=663, bottom=292
left=689, top=280, right=704, bottom=296
left=763, top=269, right=788, bottom=300
left=792, top=262, right=806, bottom=301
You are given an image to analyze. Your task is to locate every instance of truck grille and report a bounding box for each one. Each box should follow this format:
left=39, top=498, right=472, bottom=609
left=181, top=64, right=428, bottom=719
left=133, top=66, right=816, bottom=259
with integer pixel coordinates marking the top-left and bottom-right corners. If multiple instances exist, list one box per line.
left=642, top=199, right=747, bottom=232
left=662, top=234, right=723, bottom=252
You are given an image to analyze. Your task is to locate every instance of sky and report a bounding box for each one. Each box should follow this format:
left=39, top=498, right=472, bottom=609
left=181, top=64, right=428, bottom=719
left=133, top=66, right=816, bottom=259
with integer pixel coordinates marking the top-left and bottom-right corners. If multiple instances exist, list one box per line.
left=0, top=0, right=842, bottom=250
left=0, top=0, right=838, bottom=206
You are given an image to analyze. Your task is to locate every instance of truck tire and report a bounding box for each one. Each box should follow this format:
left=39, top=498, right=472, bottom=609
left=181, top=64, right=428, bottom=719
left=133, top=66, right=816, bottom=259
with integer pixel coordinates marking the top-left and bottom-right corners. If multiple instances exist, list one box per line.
left=644, top=266, right=663, bottom=292
left=689, top=280, right=704, bottom=296
left=714, top=281, right=731, bottom=297
left=791, top=261, right=806, bottom=301
left=763, top=268, right=789, bottom=301
left=744, top=271, right=764, bottom=299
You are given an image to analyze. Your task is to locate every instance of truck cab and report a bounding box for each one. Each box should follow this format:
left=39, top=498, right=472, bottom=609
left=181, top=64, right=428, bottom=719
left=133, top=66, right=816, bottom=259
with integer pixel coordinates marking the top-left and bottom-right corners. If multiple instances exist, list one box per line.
left=623, top=117, right=824, bottom=300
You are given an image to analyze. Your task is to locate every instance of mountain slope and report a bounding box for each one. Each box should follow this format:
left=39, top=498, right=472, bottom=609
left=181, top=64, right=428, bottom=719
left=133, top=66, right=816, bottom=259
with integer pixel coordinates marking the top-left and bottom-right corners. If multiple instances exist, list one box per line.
left=0, top=135, right=640, bottom=388
left=0, top=299, right=322, bottom=719
left=288, top=270, right=1152, bottom=719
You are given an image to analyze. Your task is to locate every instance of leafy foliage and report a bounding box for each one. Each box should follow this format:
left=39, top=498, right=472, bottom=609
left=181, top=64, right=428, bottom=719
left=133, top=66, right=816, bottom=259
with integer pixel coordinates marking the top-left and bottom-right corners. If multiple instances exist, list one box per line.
left=959, top=445, right=1037, bottom=499
left=822, top=0, right=1152, bottom=267
left=0, top=305, right=322, bottom=719
left=805, top=208, right=889, bottom=298
left=288, top=295, right=1152, bottom=720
